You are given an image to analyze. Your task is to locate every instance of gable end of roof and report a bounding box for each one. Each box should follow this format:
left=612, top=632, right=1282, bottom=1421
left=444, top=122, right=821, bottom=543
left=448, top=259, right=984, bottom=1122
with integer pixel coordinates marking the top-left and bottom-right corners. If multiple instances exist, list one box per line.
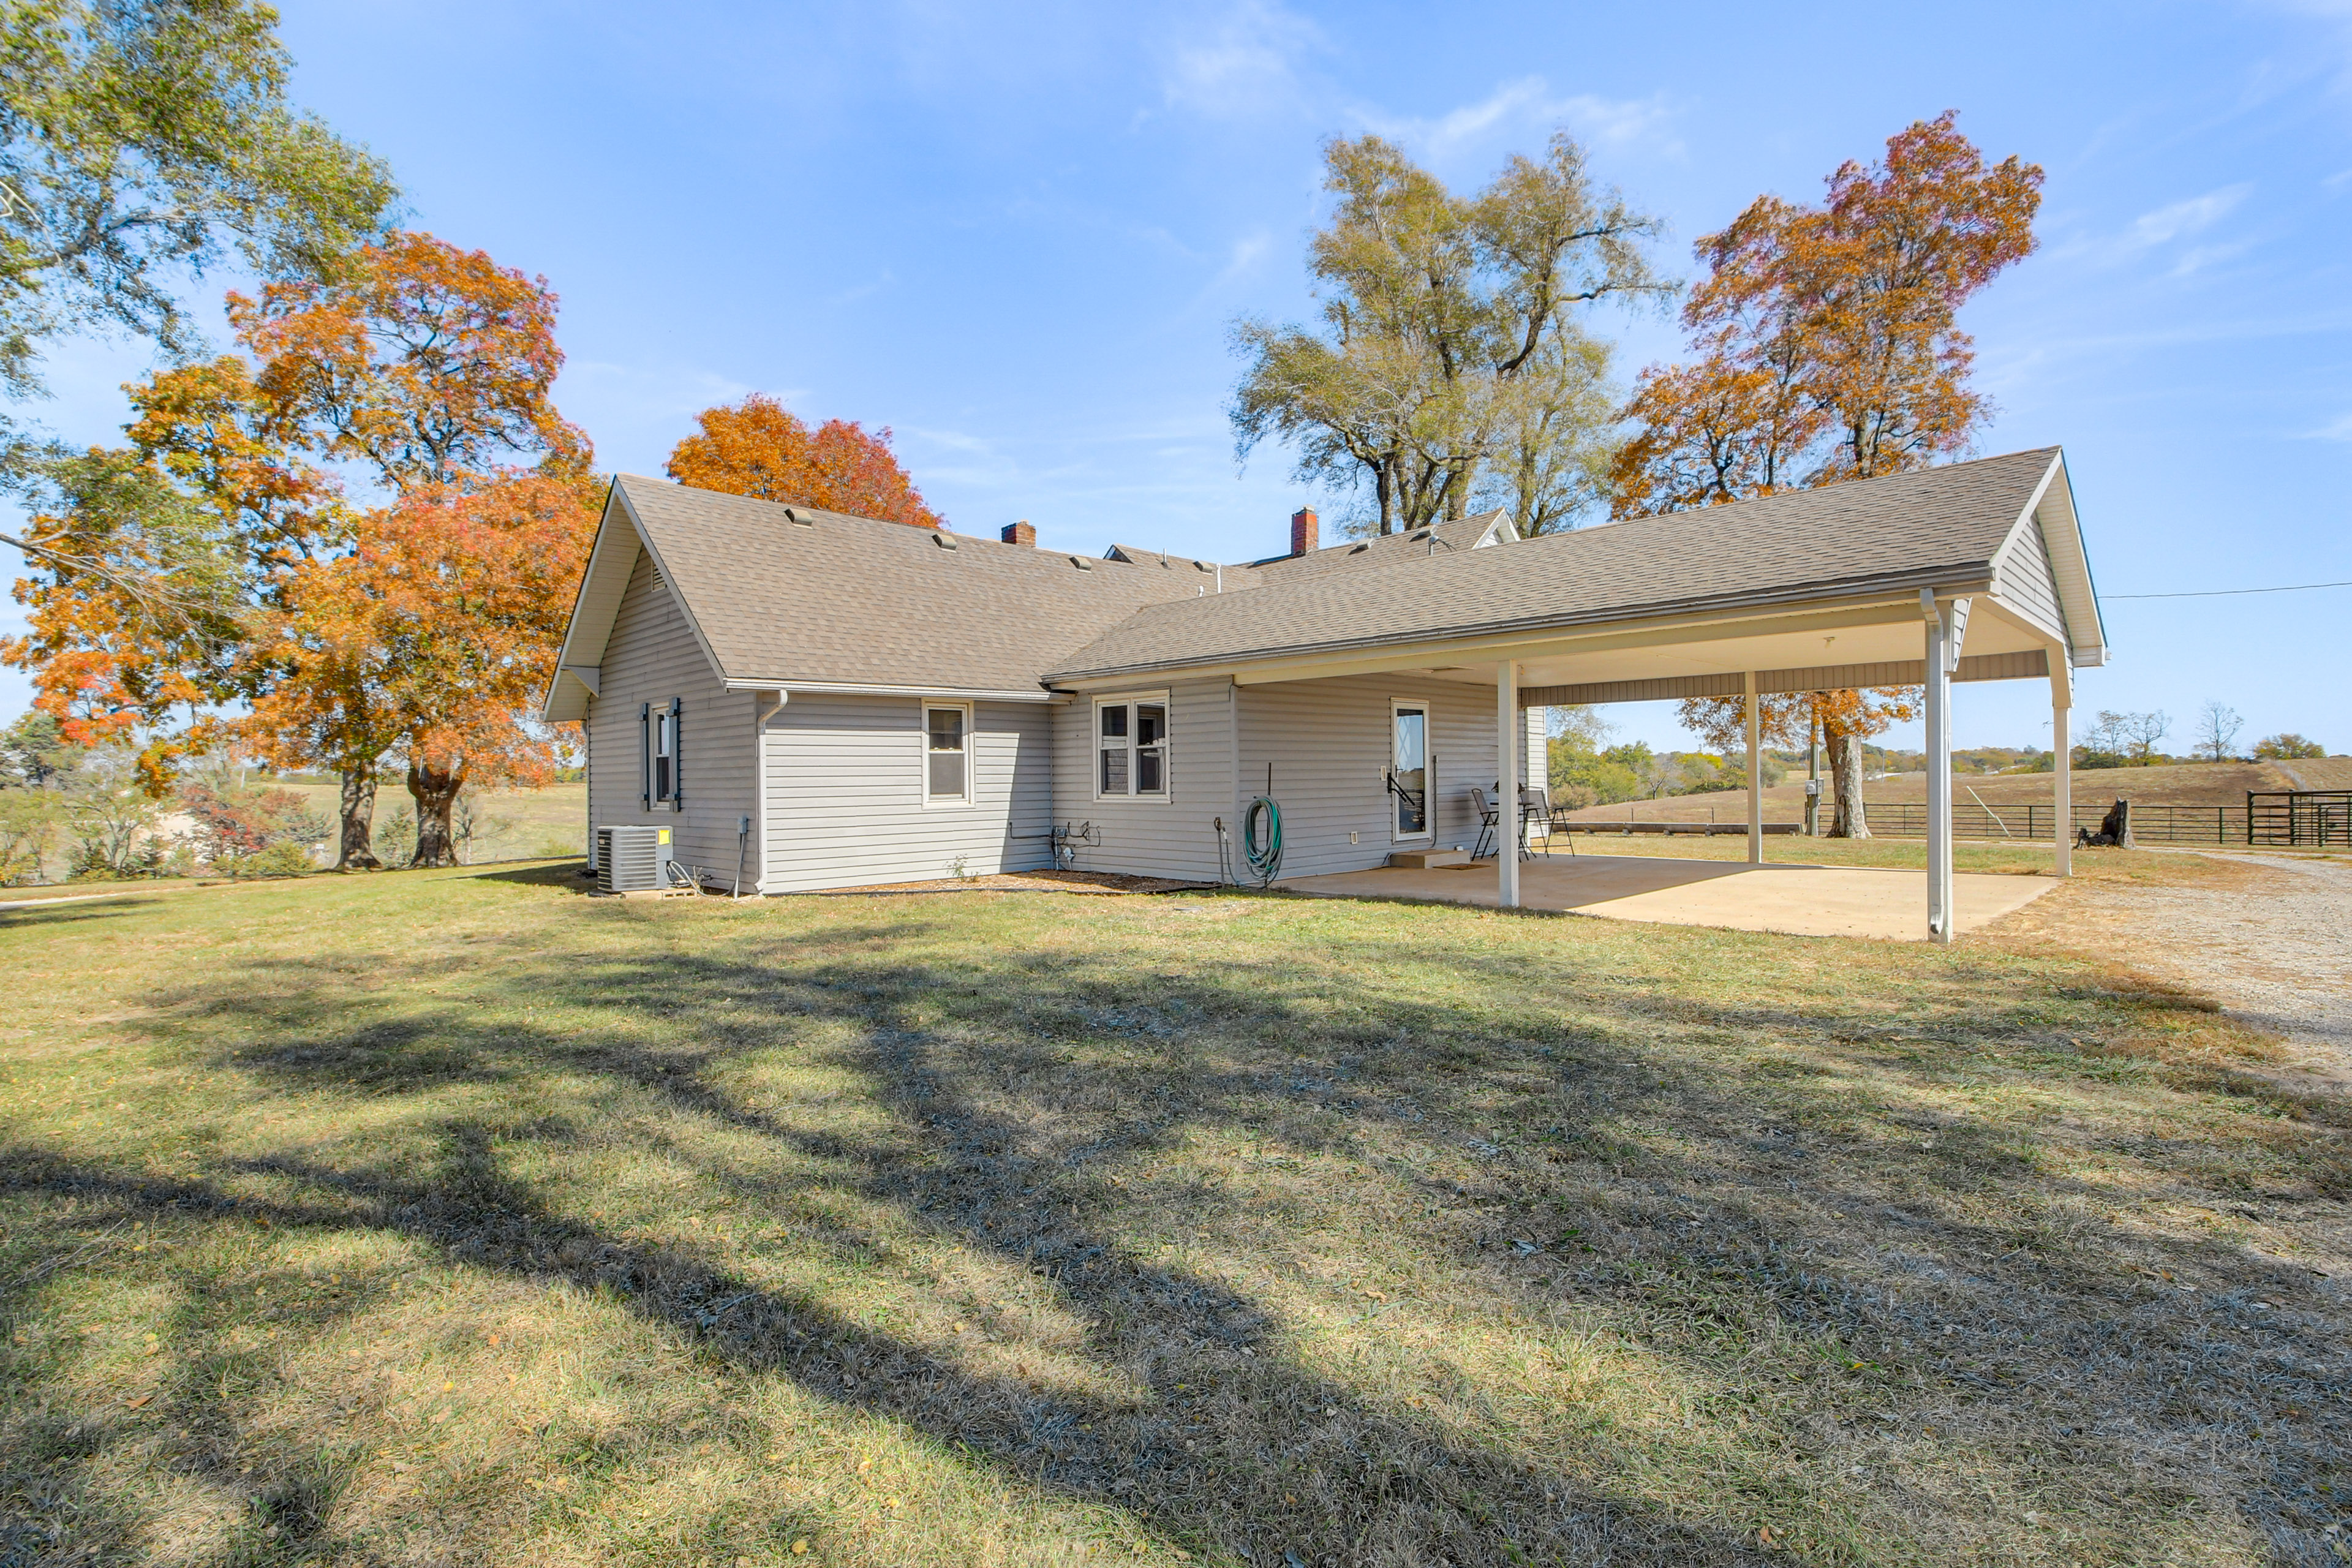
left=541, top=481, right=730, bottom=722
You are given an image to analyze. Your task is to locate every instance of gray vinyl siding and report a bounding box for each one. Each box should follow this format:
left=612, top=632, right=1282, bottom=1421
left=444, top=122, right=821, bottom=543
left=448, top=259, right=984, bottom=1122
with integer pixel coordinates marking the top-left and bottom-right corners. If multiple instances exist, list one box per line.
left=1994, top=514, right=2068, bottom=647
left=585, top=549, right=756, bottom=885
left=1050, top=679, right=1232, bottom=881
left=760, top=694, right=1053, bottom=892
left=1238, top=674, right=1517, bottom=880
left=1052, top=674, right=1525, bottom=883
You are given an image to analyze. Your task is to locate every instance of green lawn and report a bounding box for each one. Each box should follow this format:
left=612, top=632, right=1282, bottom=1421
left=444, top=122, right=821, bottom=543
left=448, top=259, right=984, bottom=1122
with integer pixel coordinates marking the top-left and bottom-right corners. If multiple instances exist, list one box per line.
left=1, top=862, right=2343, bottom=1565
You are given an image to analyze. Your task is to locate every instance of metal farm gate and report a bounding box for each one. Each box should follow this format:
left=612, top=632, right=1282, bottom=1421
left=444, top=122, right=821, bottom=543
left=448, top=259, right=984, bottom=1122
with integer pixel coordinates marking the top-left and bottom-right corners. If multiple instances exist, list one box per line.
left=2246, top=791, right=2352, bottom=848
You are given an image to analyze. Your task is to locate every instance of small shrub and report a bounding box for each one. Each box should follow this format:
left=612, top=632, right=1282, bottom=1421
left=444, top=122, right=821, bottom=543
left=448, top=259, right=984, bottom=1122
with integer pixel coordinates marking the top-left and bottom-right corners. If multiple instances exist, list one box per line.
left=247, top=842, right=317, bottom=878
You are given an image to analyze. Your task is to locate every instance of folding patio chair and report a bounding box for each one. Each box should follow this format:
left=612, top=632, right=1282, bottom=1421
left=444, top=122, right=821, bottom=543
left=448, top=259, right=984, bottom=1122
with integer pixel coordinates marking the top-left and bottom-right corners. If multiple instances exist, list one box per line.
left=1521, top=784, right=1574, bottom=856
left=1469, top=786, right=1500, bottom=861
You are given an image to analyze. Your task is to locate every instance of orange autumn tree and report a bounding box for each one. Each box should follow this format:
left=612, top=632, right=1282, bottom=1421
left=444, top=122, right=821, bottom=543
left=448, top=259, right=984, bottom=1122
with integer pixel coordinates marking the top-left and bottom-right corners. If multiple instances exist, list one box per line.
left=251, top=475, right=597, bottom=867
left=233, top=230, right=589, bottom=489
left=666, top=393, right=943, bottom=528
left=1673, top=689, right=1918, bottom=839
left=4, top=232, right=591, bottom=867
left=2, top=356, right=347, bottom=792
left=225, top=231, right=591, bottom=864
left=1611, top=113, right=2040, bottom=834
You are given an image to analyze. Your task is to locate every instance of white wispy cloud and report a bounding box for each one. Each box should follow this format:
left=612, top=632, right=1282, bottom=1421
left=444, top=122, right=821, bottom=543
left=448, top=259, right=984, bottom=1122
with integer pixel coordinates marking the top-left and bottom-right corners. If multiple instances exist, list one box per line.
left=1357, top=78, right=1681, bottom=160
left=2125, top=185, right=2252, bottom=248
left=1211, top=231, right=1269, bottom=286
left=2312, top=410, right=2352, bottom=440
left=2045, top=184, right=2257, bottom=276
left=1159, top=0, right=1323, bottom=120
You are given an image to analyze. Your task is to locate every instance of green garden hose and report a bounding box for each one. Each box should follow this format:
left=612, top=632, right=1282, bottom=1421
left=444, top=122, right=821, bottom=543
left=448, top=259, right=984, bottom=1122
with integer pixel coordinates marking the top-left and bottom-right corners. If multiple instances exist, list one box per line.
left=1242, top=794, right=1283, bottom=886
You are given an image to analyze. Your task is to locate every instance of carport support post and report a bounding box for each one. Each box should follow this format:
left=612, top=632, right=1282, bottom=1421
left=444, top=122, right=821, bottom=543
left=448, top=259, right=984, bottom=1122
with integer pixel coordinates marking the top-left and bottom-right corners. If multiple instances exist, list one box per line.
left=1922, top=591, right=1970, bottom=944
left=2052, top=681, right=2072, bottom=878
left=1498, top=659, right=1520, bottom=910
left=1744, top=670, right=1762, bottom=865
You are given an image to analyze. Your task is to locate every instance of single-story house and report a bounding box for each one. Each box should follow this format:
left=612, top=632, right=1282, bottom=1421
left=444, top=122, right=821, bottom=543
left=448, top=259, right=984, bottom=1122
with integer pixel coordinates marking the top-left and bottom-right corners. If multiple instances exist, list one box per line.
left=543, top=446, right=2104, bottom=940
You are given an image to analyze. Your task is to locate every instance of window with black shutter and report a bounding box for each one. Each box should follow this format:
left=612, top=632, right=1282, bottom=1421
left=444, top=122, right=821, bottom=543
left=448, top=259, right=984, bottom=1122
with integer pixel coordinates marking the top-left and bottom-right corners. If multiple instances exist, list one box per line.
left=651, top=698, right=682, bottom=808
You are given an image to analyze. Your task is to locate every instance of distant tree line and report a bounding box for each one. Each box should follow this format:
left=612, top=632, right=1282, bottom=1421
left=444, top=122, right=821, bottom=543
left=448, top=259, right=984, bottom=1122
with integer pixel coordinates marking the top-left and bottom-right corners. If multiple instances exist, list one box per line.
left=2067, top=706, right=2328, bottom=769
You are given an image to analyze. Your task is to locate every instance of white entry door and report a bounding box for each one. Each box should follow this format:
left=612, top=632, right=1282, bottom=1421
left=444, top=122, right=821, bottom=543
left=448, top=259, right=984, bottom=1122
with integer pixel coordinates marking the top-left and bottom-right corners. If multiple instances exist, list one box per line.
left=1392, top=703, right=1430, bottom=840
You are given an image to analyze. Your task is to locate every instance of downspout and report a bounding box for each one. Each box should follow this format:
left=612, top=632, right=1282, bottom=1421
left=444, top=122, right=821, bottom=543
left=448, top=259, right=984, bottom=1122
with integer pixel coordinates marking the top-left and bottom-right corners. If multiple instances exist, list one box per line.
left=584, top=689, right=595, bottom=876
left=753, top=690, right=786, bottom=894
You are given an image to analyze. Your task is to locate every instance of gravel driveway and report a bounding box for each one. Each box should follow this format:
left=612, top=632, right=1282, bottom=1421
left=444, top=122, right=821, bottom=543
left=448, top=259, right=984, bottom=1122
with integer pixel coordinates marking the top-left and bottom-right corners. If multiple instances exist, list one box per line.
left=2015, top=851, right=2352, bottom=1086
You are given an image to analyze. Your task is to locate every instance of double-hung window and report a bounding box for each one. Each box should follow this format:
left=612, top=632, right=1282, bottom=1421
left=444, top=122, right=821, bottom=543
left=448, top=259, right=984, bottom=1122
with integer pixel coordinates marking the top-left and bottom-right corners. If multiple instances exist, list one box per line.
left=643, top=698, right=682, bottom=810
left=924, top=703, right=971, bottom=805
left=1096, top=696, right=1169, bottom=800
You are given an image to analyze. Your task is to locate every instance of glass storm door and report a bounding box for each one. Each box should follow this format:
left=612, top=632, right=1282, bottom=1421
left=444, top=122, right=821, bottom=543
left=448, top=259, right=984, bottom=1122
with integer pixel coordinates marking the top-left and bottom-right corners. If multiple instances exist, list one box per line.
left=1392, top=705, right=1429, bottom=839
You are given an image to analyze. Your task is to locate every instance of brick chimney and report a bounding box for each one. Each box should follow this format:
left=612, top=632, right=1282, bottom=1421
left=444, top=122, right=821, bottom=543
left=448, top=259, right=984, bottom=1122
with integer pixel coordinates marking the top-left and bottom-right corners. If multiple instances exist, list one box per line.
left=1289, top=507, right=1317, bottom=557
left=1001, top=520, right=1035, bottom=546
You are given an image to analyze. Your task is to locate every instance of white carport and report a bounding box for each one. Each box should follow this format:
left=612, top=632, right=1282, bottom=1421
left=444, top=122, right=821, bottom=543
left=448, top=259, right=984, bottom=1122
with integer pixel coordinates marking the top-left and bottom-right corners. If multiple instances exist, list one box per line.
left=1045, top=448, right=2106, bottom=943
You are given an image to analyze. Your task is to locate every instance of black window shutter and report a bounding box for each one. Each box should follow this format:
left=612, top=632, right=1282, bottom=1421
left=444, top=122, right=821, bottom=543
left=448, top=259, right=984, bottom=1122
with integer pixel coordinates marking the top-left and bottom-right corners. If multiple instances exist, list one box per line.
left=640, top=701, right=651, bottom=809
left=670, top=698, right=684, bottom=811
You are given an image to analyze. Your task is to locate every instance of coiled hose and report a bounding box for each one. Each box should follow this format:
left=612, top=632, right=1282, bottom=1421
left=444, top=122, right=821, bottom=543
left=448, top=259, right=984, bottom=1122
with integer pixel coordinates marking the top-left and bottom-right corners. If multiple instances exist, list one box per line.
left=1242, top=794, right=1283, bottom=886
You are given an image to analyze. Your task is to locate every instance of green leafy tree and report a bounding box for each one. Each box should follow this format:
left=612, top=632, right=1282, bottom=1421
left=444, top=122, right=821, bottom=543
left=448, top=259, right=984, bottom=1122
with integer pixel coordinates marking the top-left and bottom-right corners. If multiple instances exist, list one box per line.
left=0, top=0, right=396, bottom=428
left=1232, top=132, right=1664, bottom=536
left=2253, top=733, right=2324, bottom=760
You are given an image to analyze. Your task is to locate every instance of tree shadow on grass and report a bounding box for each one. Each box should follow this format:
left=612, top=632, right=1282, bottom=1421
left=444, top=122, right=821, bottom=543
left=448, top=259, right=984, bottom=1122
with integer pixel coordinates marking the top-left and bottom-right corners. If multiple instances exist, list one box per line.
left=0, top=897, right=175, bottom=928
left=7, top=901, right=2350, bottom=1564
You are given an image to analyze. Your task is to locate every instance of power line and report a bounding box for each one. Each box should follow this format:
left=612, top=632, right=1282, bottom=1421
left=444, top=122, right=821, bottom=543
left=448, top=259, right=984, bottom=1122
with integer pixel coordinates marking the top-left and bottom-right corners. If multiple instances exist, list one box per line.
left=2105, top=579, right=2352, bottom=600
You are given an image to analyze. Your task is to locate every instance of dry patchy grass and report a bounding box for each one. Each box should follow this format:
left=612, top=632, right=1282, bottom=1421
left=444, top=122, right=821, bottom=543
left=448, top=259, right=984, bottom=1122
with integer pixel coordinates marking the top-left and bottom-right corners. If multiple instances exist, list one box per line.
left=1, top=860, right=2346, bottom=1566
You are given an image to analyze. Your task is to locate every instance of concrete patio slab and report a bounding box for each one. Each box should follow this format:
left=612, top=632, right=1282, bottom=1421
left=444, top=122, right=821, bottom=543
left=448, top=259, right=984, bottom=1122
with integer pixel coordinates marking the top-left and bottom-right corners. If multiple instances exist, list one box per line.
left=1281, top=853, right=2056, bottom=941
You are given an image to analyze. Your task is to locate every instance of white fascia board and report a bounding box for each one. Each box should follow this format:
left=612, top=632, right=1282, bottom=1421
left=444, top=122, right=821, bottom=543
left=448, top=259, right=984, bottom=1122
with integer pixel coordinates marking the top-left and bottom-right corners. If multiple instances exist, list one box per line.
left=541, top=480, right=635, bottom=722
left=2019, top=451, right=2108, bottom=668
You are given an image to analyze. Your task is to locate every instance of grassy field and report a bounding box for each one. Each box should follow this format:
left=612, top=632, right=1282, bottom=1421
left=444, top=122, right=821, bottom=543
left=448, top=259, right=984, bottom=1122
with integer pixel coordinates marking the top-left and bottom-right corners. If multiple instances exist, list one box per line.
left=272, top=780, right=588, bottom=866
left=2, top=859, right=2345, bottom=1565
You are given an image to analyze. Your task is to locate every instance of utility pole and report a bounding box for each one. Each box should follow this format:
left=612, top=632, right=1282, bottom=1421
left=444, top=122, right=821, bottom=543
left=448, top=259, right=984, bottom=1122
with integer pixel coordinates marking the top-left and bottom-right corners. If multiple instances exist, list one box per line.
left=1805, top=712, right=1821, bottom=837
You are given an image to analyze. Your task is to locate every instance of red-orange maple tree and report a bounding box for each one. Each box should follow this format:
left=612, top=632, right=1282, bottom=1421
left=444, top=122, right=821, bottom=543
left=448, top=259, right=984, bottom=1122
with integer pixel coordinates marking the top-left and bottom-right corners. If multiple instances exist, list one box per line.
left=1612, top=115, right=2040, bottom=832
left=232, top=230, right=589, bottom=489
left=247, top=474, right=598, bottom=866
left=666, top=393, right=942, bottom=529
left=4, top=232, right=592, bottom=867
left=1613, top=111, right=2042, bottom=512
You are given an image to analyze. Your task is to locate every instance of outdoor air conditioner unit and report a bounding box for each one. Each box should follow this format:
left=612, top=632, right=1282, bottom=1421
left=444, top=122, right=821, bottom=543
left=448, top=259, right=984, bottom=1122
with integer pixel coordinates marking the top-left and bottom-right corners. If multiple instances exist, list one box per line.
left=595, top=825, right=671, bottom=893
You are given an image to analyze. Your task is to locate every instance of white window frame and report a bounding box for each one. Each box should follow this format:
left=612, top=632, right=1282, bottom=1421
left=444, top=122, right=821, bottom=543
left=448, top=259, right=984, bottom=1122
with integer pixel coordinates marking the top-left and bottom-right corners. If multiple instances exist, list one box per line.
left=920, top=700, right=974, bottom=808
left=1093, top=691, right=1172, bottom=803
left=1389, top=698, right=1433, bottom=843
left=652, top=701, right=679, bottom=806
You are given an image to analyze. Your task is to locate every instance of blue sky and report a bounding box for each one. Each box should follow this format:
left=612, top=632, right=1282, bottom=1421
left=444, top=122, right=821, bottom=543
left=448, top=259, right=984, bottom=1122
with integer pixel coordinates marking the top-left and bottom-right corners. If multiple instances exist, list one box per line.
left=5, top=0, right=2348, bottom=756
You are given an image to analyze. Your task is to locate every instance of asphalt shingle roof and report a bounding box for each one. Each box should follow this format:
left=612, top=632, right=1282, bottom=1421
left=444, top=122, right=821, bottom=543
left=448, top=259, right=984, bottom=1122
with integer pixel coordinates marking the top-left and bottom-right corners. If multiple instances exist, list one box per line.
left=1046, top=449, right=2061, bottom=682
left=1234, top=508, right=1513, bottom=585
left=616, top=477, right=1208, bottom=691
left=1105, top=508, right=1512, bottom=587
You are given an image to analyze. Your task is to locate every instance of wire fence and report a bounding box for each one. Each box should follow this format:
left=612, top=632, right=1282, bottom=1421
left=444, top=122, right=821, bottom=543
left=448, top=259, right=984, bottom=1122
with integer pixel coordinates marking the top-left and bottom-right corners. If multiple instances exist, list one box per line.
left=1858, top=802, right=2248, bottom=845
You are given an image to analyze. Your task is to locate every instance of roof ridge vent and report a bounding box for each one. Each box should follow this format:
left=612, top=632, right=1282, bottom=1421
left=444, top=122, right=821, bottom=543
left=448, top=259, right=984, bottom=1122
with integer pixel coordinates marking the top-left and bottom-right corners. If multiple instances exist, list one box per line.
left=933, top=532, right=958, bottom=549
left=784, top=507, right=812, bottom=527
left=1068, top=555, right=1094, bottom=571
